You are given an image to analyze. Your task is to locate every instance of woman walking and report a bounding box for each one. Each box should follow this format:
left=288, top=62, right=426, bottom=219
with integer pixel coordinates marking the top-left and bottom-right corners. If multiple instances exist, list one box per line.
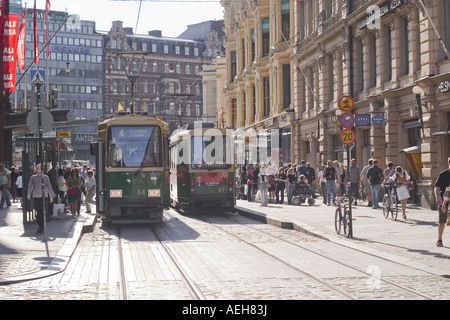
left=387, top=166, right=410, bottom=220
left=66, top=168, right=81, bottom=217
left=258, top=165, right=269, bottom=207
left=275, top=167, right=287, bottom=204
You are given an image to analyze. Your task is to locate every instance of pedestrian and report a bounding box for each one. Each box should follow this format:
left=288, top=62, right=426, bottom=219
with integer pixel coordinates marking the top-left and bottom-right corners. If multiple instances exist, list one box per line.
left=297, top=160, right=308, bottom=178
left=286, top=167, right=296, bottom=205
left=84, top=170, right=96, bottom=214
left=318, top=163, right=327, bottom=204
left=26, top=164, right=55, bottom=234
left=66, top=167, right=81, bottom=217
left=16, top=171, right=23, bottom=207
left=268, top=165, right=277, bottom=203
left=339, top=163, right=346, bottom=196
left=387, top=166, right=410, bottom=220
left=346, top=159, right=361, bottom=205
left=434, top=156, right=450, bottom=248
left=367, top=159, right=383, bottom=209
left=324, top=160, right=338, bottom=205
left=360, top=159, right=373, bottom=207
left=57, top=168, right=67, bottom=204
left=9, top=166, right=18, bottom=202
left=0, top=163, right=11, bottom=209
left=305, top=162, right=316, bottom=188
left=246, top=164, right=255, bottom=202
left=258, top=165, right=269, bottom=207
left=383, top=161, right=395, bottom=194
left=275, top=167, right=287, bottom=204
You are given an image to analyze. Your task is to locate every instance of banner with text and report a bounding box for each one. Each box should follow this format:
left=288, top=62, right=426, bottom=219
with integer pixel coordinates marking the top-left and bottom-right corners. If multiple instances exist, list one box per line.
left=2, top=14, right=19, bottom=91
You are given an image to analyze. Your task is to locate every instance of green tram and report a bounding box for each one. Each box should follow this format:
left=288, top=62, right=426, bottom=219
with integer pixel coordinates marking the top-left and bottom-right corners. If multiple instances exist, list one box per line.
left=169, top=123, right=235, bottom=212
left=92, top=115, right=170, bottom=223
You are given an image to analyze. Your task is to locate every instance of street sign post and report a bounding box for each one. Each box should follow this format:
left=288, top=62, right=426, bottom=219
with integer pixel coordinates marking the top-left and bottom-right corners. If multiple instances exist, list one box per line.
left=337, top=95, right=354, bottom=238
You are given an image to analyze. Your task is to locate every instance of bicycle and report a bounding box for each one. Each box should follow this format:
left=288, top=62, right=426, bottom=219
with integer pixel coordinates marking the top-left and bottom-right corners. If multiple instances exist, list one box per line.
left=334, top=195, right=351, bottom=237
left=382, top=183, right=398, bottom=220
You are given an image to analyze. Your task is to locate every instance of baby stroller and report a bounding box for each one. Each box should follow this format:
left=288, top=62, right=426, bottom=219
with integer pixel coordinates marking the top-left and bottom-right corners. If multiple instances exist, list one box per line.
left=291, top=182, right=315, bottom=206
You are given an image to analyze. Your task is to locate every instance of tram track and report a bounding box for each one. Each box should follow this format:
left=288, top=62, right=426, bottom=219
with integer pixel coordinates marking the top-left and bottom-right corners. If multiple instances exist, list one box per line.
left=115, top=224, right=205, bottom=300
left=190, top=211, right=439, bottom=300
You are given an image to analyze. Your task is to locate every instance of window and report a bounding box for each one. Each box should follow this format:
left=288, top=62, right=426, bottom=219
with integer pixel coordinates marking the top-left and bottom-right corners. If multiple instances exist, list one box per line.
left=262, top=18, right=270, bottom=57
left=230, top=51, right=237, bottom=81
left=175, top=46, right=180, bottom=54
left=282, top=64, right=291, bottom=109
left=164, top=45, right=169, bottom=53
left=185, top=47, right=190, bottom=55
left=251, top=29, right=255, bottom=62
left=281, top=0, right=290, bottom=40
left=445, top=0, right=450, bottom=51
left=400, top=17, right=409, bottom=76
left=263, top=77, right=270, bottom=116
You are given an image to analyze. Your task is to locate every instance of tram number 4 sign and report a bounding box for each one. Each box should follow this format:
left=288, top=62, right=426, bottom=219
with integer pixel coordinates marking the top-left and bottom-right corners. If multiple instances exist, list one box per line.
left=340, top=128, right=356, bottom=145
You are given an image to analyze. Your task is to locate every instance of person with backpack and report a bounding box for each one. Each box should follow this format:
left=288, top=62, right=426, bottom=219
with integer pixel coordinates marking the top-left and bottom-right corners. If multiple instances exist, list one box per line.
left=367, top=159, right=383, bottom=209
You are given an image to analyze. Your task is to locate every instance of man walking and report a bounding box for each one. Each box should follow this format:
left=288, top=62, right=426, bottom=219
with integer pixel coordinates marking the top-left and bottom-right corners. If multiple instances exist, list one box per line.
left=324, top=160, right=338, bottom=205
left=27, top=164, right=55, bottom=234
left=346, top=158, right=361, bottom=205
left=84, top=170, right=96, bottom=214
left=360, top=159, right=373, bottom=207
left=0, top=163, right=11, bottom=209
left=367, top=159, right=383, bottom=209
left=434, top=157, right=450, bottom=247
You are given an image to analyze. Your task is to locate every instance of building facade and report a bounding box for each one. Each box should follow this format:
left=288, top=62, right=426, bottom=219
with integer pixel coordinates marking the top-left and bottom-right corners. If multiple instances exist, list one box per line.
left=11, top=3, right=104, bottom=162
left=103, top=21, right=213, bottom=133
left=221, top=0, right=450, bottom=209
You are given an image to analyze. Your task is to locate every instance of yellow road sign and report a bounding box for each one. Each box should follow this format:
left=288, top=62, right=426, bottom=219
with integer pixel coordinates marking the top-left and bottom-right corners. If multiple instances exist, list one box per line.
left=338, top=95, right=354, bottom=112
left=340, top=128, right=356, bottom=145
left=57, top=131, right=71, bottom=138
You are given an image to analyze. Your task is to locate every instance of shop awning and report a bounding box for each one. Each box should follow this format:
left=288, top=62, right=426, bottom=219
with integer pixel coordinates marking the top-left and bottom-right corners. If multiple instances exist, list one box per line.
left=400, top=145, right=422, bottom=179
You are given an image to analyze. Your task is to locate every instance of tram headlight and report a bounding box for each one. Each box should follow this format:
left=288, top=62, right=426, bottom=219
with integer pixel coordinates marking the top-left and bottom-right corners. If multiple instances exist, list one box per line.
left=148, top=189, right=160, bottom=197
left=110, top=189, right=123, bottom=198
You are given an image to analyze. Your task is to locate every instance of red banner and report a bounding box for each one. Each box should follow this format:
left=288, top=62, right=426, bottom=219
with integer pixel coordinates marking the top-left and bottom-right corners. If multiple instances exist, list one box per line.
left=17, top=9, right=26, bottom=70
left=2, top=14, right=19, bottom=91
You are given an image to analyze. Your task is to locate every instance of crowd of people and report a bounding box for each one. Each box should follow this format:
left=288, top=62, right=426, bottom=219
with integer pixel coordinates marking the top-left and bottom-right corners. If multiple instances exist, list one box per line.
left=237, top=158, right=415, bottom=218
left=0, top=162, right=96, bottom=234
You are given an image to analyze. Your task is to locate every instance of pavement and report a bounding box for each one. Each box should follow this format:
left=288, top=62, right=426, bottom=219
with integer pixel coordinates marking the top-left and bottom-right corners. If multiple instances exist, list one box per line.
left=0, top=193, right=449, bottom=286
left=236, top=197, right=450, bottom=276
left=0, top=201, right=97, bottom=285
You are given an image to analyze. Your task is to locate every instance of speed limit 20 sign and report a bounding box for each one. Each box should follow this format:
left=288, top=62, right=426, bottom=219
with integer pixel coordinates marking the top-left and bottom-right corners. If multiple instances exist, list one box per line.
left=340, top=128, right=356, bottom=145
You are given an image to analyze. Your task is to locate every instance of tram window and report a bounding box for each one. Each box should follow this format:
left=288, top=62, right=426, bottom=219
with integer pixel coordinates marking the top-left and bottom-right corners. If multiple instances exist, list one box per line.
left=191, top=135, right=231, bottom=169
left=107, top=126, right=162, bottom=167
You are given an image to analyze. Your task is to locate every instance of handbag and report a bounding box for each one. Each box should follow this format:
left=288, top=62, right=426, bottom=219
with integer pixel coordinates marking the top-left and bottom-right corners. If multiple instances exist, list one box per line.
left=67, top=187, right=78, bottom=195
left=396, top=185, right=409, bottom=201
left=53, top=203, right=65, bottom=217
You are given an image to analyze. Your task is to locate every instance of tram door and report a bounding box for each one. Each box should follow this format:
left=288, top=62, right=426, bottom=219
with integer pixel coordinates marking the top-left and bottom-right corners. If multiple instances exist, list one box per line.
left=92, top=141, right=105, bottom=214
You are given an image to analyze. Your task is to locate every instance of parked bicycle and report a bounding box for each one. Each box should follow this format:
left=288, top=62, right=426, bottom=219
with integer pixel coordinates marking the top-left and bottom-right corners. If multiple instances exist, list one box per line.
left=334, top=195, right=351, bottom=237
left=382, top=183, right=399, bottom=220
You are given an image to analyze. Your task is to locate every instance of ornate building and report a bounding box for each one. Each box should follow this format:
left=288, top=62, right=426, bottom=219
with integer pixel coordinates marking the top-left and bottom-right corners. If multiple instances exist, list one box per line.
left=221, top=0, right=450, bottom=209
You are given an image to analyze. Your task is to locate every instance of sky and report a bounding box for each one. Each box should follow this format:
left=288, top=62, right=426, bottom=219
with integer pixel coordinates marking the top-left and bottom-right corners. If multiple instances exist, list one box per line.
left=32, top=0, right=224, bottom=37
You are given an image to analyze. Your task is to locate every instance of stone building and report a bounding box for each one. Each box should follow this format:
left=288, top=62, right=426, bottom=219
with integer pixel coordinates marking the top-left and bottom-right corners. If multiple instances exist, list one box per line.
left=221, top=0, right=450, bottom=209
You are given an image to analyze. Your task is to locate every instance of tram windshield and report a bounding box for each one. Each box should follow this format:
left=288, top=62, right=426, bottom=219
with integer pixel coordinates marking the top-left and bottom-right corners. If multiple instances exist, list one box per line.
left=191, top=135, right=231, bottom=169
left=107, top=126, right=162, bottom=167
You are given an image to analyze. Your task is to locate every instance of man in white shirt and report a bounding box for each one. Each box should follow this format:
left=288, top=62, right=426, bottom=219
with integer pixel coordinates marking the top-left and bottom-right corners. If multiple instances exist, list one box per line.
left=84, top=170, right=96, bottom=214
left=318, top=163, right=327, bottom=204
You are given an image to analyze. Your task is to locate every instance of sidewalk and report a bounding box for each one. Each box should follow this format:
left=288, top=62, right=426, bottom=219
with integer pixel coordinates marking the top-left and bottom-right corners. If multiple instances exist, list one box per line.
left=236, top=197, right=450, bottom=275
left=0, top=201, right=96, bottom=285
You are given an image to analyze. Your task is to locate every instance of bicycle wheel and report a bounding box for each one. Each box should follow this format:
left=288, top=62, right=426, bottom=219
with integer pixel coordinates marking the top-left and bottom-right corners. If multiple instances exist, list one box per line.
left=343, top=209, right=351, bottom=237
left=382, top=194, right=390, bottom=219
left=391, top=194, right=399, bottom=221
left=335, top=207, right=342, bottom=234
